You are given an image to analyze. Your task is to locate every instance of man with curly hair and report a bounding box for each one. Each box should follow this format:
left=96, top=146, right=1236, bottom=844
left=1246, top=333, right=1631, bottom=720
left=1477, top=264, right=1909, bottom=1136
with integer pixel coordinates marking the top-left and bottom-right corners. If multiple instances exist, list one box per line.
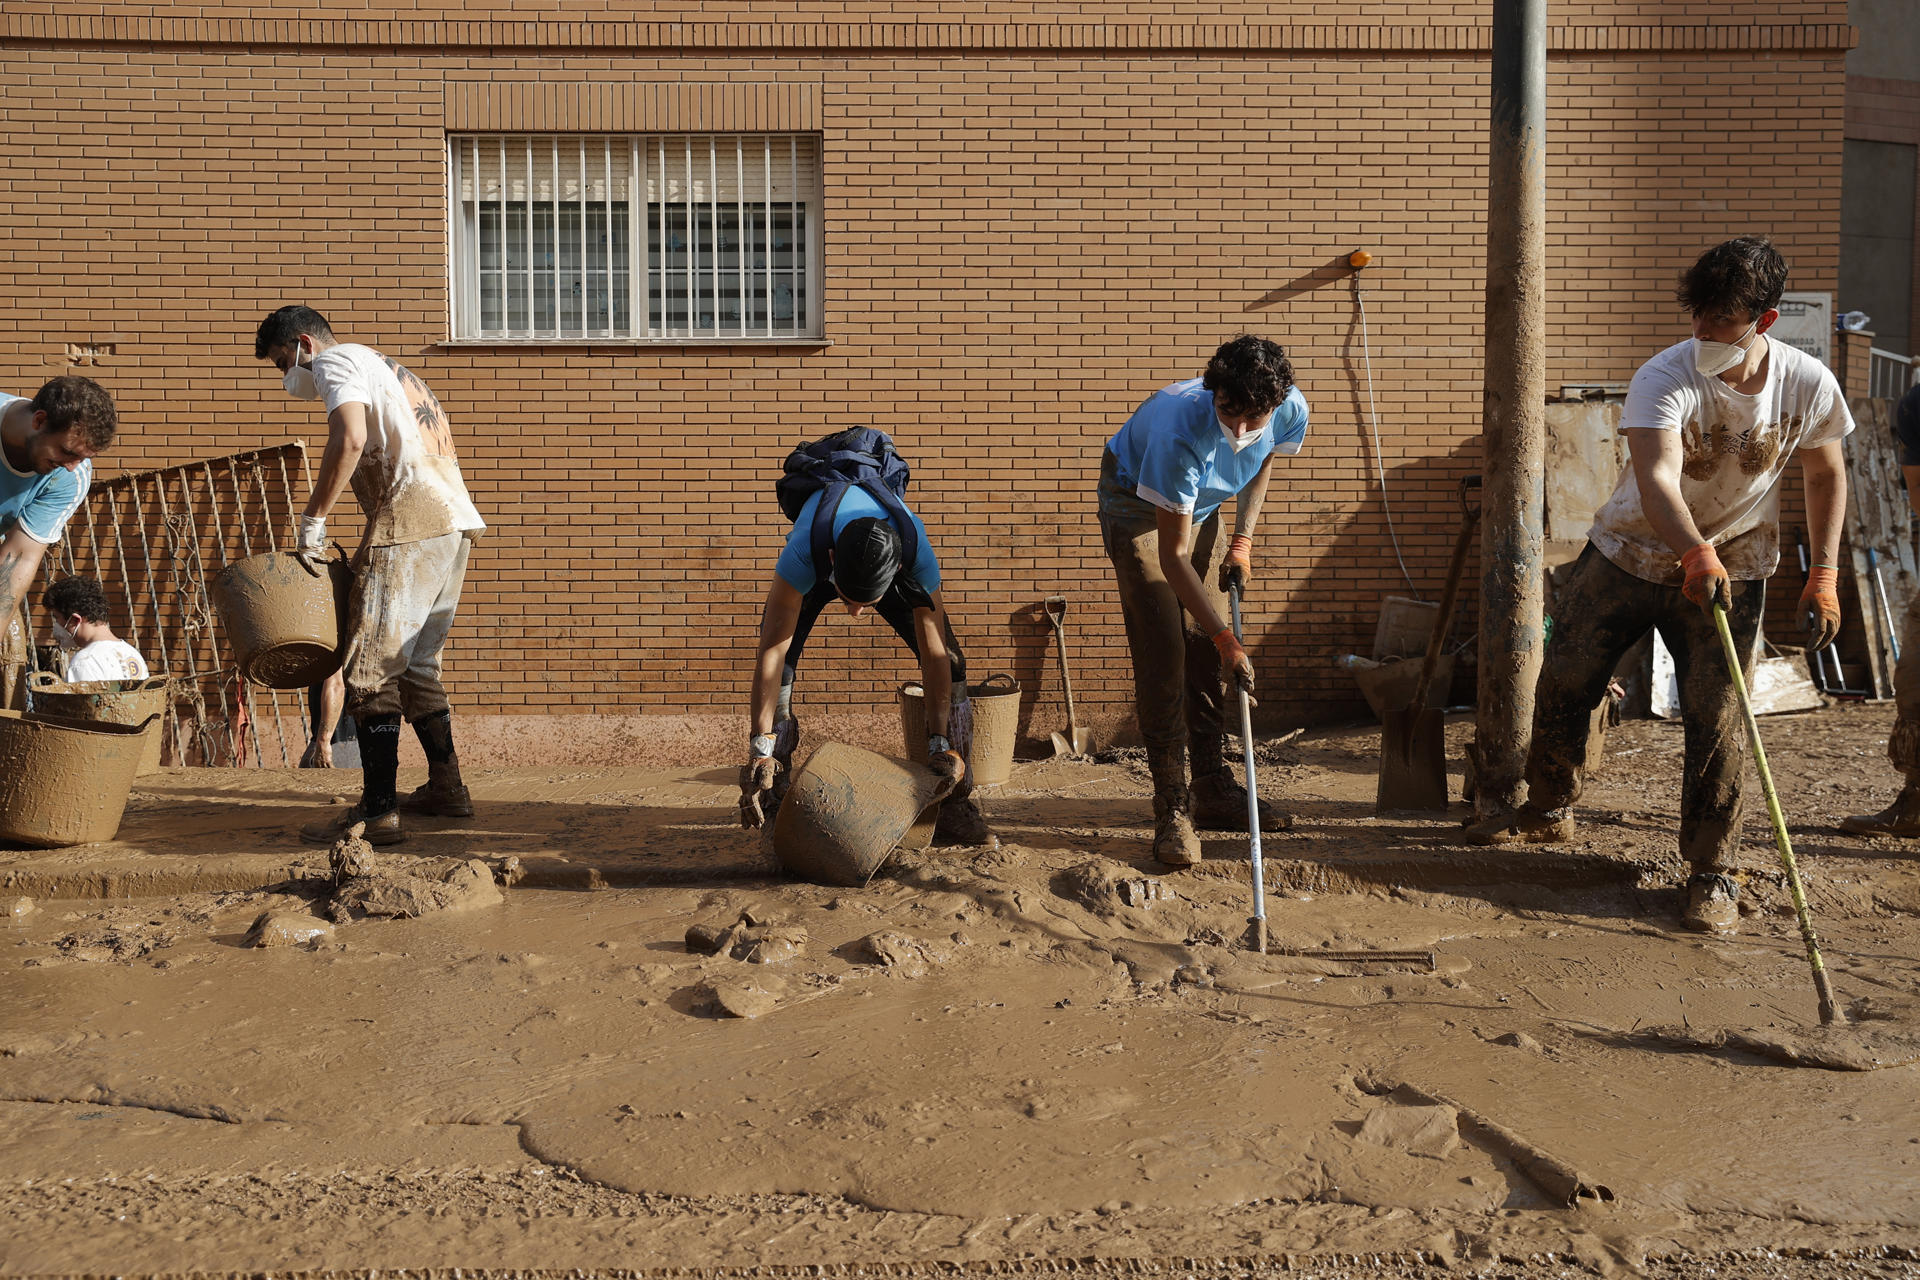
left=1468, top=236, right=1852, bottom=937
left=1099, top=335, right=1307, bottom=868
left=1, top=376, right=118, bottom=709
left=255, top=306, right=485, bottom=846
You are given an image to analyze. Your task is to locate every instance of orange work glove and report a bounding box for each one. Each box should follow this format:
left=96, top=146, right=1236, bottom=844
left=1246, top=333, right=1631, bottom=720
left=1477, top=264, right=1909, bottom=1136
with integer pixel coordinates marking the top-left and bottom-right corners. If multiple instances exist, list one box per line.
left=1800, top=564, right=1842, bottom=652
left=1221, top=533, right=1254, bottom=593
left=1213, top=628, right=1254, bottom=694
left=1679, top=543, right=1731, bottom=612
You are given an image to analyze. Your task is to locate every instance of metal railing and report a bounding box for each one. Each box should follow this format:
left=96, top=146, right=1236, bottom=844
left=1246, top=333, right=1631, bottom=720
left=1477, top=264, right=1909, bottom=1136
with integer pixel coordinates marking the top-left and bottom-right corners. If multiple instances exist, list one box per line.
left=1869, top=347, right=1919, bottom=401
left=20, top=442, right=315, bottom=767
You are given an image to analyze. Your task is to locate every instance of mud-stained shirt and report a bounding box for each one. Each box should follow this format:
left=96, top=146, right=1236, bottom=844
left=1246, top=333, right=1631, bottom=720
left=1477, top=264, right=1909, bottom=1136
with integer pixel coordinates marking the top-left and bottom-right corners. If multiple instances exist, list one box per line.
left=309, top=345, right=486, bottom=549
left=1587, top=338, right=1853, bottom=584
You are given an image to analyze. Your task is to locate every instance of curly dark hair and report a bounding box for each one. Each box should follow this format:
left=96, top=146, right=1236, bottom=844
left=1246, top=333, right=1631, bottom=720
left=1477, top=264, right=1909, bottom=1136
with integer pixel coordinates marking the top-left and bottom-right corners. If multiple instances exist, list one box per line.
left=44, top=575, right=111, bottom=624
left=254, top=305, right=335, bottom=360
left=30, top=376, right=117, bottom=451
left=1676, top=236, right=1788, bottom=323
left=1201, top=335, right=1294, bottom=418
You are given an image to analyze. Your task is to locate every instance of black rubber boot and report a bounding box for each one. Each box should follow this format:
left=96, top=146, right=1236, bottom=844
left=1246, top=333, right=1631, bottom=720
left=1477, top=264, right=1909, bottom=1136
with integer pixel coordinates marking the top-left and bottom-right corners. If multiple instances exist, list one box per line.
left=400, top=710, right=474, bottom=817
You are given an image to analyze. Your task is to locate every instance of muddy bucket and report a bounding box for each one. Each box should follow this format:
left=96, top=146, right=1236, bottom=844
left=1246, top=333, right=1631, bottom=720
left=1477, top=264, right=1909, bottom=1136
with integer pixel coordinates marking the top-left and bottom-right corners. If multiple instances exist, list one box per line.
left=27, top=672, right=171, bottom=774
left=211, top=550, right=350, bottom=689
left=899, top=673, right=1021, bottom=789
left=772, top=742, right=957, bottom=887
left=1352, top=654, right=1454, bottom=723
left=0, top=709, right=159, bottom=848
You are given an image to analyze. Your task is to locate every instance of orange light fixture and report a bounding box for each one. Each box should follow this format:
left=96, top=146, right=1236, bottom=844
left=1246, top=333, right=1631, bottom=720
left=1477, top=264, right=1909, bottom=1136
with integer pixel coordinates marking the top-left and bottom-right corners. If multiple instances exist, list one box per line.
left=1348, top=249, right=1373, bottom=269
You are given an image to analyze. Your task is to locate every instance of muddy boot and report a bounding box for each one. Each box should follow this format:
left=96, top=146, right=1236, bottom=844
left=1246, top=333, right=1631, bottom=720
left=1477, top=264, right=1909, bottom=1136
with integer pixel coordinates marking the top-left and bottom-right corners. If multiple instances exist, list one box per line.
left=1465, top=804, right=1575, bottom=846
left=1841, top=781, right=1920, bottom=837
left=1682, top=871, right=1741, bottom=936
left=1152, top=787, right=1202, bottom=868
left=1190, top=769, right=1293, bottom=833
left=932, top=794, right=998, bottom=849
left=399, top=711, right=473, bottom=817
left=299, top=804, right=405, bottom=847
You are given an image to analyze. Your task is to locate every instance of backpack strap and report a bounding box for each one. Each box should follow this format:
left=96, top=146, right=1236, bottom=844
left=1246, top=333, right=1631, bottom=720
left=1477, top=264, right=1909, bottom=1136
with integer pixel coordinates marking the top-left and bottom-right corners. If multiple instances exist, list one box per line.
left=809, top=480, right=850, bottom=588
left=808, top=480, right=922, bottom=592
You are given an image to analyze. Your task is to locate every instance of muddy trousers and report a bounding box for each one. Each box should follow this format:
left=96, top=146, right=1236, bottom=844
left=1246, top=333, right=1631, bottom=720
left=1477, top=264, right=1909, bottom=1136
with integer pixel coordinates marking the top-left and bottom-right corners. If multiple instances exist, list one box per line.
left=342, top=532, right=473, bottom=721
left=779, top=578, right=975, bottom=802
left=1527, top=543, right=1765, bottom=874
left=1889, top=589, right=1920, bottom=775
left=1098, top=477, right=1231, bottom=789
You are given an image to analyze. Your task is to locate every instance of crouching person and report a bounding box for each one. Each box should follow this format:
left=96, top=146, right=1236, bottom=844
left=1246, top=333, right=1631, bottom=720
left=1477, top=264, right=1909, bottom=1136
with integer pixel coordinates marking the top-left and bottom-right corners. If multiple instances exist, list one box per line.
left=738, top=428, right=994, bottom=849
left=1099, top=336, right=1307, bottom=868
left=255, top=306, right=486, bottom=845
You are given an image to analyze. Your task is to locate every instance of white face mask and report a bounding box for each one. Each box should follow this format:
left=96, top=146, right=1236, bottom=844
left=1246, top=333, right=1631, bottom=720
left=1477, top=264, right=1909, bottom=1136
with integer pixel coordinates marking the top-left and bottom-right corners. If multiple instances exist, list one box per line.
left=50, top=617, right=77, bottom=648
left=1217, top=411, right=1270, bottom=454
left=283, top=343, right=322, bottom=401
left=1693, top=319, right=1760, bottom=378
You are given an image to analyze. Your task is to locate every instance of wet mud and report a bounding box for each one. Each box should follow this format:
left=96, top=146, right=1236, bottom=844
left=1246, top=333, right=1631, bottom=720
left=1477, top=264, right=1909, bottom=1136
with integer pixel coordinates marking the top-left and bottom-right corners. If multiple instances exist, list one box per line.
left=3, top=704, right=1920, bottom=1274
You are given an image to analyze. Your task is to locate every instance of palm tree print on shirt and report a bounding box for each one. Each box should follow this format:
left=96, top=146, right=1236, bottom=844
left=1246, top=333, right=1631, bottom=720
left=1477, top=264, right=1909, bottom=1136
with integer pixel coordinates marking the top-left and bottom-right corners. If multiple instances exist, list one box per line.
left=381, top=357, right=459, bottom=458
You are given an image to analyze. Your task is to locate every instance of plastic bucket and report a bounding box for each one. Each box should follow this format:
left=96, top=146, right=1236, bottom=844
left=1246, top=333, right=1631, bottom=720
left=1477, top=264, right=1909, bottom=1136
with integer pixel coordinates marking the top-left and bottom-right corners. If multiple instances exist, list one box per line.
left=772, top=742, right=956, bottom=887
left=0, top=709, right=159, bottom=848
left=211, top=550, right=350, bottom=689
left=26, top=672, right=171, bottom=774
left=1352, top=654, right=1454, bottom=723
left=899, top=673, right=1021, bottom=789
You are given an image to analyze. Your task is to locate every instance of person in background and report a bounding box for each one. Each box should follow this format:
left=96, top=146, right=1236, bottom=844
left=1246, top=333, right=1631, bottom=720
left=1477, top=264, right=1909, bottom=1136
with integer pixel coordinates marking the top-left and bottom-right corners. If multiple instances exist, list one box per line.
left=43, top=575, right=148, bottom=682
left=1, top=377, right=118, bottom=708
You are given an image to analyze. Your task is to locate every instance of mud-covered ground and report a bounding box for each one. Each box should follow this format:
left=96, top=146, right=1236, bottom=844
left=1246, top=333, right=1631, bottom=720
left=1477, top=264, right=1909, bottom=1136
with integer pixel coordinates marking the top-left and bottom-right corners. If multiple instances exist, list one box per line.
left=5, top=703, right=1920, bottom=1278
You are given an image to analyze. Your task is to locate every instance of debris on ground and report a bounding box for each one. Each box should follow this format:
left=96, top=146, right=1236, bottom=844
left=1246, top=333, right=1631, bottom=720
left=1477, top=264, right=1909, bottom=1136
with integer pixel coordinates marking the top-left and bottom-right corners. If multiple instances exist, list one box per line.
left=244, top=909, right=336, bottom=949
left=6, top=896, right=34, bottom=918
left=692, top=975, right=787, bottom=1018
left=685, top=909, right=810, bottom=963
left=1057, top=858, right=1175, bottom=915
left=322, top=832, right=504, bottom=922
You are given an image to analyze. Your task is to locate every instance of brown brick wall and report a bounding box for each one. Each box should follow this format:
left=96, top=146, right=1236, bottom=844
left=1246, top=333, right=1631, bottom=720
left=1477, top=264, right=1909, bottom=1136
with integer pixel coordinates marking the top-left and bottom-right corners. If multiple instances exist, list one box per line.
left=0, top=7, right=1853, bottom=754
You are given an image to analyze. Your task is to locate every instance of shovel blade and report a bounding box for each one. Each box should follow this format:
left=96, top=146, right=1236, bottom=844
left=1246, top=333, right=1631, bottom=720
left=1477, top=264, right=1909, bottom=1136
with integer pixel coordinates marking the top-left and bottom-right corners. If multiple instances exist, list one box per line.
left=1376, top=708, right=1448, bottom=813
left=1050, top=731, right=1074, bottom=758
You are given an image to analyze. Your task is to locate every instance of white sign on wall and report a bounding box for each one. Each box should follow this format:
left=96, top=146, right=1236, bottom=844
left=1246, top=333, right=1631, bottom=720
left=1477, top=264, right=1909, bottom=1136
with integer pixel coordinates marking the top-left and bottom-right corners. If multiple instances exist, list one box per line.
left=1773, top=291, right=1833, bottom=368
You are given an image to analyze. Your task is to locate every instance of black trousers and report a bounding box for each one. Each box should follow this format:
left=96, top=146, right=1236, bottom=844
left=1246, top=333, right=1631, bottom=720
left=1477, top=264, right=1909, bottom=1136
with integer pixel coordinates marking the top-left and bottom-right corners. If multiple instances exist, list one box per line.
left=1528, top=542, right=1764, bottom=873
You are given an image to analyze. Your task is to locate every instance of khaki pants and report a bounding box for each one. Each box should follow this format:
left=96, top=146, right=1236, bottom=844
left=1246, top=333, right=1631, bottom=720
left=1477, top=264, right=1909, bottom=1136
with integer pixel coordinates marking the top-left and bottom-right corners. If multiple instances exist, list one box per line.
left=1097, top=450, right=1229, bottom=766
left=342, top=532, right=472, bottom=721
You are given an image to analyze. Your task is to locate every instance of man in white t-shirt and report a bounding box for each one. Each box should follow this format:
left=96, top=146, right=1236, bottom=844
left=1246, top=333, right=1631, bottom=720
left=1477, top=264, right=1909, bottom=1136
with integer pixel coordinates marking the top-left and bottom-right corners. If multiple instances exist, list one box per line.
left=255, top=307, right=486, bottom=846
left=1468, top=237, right=1852, bottom=937
left=43, top=576, right=148, bottom=683
left=1, top=377, right=118, bottom=709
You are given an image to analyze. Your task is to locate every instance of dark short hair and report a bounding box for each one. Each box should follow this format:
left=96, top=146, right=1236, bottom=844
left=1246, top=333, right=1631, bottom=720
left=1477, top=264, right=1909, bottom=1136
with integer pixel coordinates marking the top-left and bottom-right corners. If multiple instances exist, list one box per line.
left=30, top=376, right=117, bottom=451
left=1676, top=236, right=1788, bottom=322
left=254, top=306, right=335, bottom=360
left=832, top=517, right=903, bottom=604
left=1202, top=335, right=1294, bottom=418
left=45, top=575, right=111, bottom=624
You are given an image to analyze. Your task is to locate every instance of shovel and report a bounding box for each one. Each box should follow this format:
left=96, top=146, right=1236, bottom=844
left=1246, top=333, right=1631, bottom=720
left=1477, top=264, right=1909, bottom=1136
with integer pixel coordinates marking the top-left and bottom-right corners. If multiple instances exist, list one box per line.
left=1377, top=476, right=1481, bottom=812
left=1042, top=596, right=1092, bottom=756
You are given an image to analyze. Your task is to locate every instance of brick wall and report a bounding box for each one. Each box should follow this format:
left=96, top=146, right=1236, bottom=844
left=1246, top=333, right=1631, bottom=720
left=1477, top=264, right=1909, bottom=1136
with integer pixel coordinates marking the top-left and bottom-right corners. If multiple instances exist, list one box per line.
left=0, top=5, right=1854, bottom=762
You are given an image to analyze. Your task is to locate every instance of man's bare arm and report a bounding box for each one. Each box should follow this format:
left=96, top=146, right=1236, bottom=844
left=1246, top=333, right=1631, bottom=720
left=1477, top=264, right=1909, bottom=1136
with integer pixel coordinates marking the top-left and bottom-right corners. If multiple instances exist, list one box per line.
left=0, top=525, right=50, bottom=645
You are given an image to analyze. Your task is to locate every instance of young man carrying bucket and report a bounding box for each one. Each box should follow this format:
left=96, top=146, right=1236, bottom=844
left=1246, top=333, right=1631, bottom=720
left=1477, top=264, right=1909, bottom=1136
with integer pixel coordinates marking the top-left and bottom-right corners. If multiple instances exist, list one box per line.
left=0, top=377, right=119, bottom=710
left=255, top=306, right=486, bottom=846
left=1099, top=336, right=1307, bottom=868
left=738, top=428, right=995, bottom=850
left=1466, top=236, right=1852, bottom=937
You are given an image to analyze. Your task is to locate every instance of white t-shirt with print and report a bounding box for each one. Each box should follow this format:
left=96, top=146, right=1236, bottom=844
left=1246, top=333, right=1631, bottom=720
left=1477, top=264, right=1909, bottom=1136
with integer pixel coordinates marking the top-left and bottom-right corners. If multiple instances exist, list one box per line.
left=64, top=639, right=149, bottom=683
left=1587, top=338, right=1854, bottom=584
left=309, top=344, right=485, bottom=548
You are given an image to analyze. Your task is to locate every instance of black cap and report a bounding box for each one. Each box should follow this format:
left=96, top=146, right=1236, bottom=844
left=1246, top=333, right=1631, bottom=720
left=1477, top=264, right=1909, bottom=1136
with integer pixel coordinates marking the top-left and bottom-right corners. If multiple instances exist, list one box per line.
left=832, top=517, right=902, bottom=604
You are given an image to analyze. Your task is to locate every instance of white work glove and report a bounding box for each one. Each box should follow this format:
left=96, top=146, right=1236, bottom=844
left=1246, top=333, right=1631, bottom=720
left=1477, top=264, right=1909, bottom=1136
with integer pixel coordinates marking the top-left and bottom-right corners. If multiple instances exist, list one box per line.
left=294, top=516, right=328, bottom=576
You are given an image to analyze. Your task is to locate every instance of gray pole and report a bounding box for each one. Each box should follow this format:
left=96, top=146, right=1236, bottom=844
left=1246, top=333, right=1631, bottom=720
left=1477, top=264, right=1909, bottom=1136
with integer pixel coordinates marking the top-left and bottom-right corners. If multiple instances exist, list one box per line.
left=1475, top=0, right=1547, bottom=816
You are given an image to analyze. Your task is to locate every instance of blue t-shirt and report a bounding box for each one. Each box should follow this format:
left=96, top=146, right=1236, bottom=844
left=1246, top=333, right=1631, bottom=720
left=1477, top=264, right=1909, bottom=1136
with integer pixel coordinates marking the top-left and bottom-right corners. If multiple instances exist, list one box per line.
left=1, top=394, right=91, bottom=545
left=775, top=486, right=942, bottom=597
left=1105, top=378, right=1307, bottom=519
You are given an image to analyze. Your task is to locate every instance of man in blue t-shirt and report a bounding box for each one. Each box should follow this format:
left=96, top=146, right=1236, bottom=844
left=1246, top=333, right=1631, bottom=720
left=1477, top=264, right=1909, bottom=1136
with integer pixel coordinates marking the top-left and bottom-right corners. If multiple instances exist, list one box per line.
left=739, top=475, right=995, bottom=848
left=1, top=377, right=119, bottom=710
left=1100, top=335, right=1307, bottom=868
left=1844, top=379, right=1920, bottom=838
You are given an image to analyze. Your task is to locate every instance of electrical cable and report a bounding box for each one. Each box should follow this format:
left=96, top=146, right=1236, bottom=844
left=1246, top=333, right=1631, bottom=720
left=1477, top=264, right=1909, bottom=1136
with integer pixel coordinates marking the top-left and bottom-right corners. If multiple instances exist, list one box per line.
left=1354, top=274, right=1422, bottom=599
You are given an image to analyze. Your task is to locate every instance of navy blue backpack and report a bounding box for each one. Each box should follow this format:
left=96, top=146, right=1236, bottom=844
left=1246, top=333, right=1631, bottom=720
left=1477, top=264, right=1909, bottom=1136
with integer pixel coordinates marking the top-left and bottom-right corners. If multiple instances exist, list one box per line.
left=775, top=428, right=920, bottom=583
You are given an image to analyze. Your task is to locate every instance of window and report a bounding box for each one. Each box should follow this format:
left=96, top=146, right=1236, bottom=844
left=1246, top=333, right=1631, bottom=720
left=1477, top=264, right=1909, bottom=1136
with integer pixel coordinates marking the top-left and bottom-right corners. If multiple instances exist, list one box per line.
left=449, top=133, right=822, bottom=342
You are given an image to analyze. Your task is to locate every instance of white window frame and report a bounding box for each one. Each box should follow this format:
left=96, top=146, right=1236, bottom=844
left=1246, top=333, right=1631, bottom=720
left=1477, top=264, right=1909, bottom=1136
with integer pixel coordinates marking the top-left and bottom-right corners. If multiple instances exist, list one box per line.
left=446, top=132, right=825, bottom=345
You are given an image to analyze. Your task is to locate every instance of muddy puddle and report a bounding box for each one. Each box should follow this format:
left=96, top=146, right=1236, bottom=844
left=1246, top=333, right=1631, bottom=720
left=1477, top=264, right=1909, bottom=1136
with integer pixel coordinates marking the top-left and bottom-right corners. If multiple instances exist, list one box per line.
left=3, top=706, right=1920, bottom=1274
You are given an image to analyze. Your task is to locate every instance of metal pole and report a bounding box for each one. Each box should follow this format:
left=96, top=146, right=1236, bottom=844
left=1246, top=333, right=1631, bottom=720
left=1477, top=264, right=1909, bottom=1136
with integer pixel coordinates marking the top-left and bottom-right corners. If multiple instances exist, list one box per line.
left=1475, top=0, right=1549, bottom=817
